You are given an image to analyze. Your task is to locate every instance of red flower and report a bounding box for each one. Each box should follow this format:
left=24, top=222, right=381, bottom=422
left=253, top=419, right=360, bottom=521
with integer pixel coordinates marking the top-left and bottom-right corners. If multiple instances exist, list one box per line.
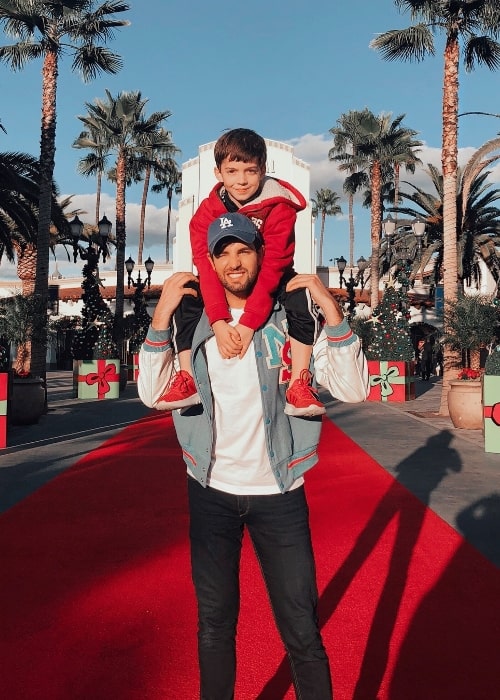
left=457, top=368, right=482, bottom=381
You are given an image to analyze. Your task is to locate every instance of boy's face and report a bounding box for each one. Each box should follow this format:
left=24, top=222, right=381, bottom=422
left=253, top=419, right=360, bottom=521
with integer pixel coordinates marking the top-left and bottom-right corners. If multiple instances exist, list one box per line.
left=214, top=157, right=265, bottom=205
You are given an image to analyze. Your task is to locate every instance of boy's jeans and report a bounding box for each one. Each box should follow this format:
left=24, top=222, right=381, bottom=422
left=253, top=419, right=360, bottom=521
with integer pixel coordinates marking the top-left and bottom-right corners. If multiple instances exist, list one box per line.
left=188, top=477, right=333, bottom=700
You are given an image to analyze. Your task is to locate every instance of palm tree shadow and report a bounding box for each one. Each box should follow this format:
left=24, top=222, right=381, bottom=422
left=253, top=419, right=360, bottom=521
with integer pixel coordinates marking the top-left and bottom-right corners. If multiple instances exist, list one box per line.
left=256, top=429, right=461, bottom=700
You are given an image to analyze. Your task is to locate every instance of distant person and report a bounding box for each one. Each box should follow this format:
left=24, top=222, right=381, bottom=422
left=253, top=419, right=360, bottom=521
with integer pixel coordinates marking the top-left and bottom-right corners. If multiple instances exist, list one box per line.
left=421, top=337, right=433, bottom=381
left=138, top=213, right=369, bottom=699
left=157, top=127, right=327, bottom=418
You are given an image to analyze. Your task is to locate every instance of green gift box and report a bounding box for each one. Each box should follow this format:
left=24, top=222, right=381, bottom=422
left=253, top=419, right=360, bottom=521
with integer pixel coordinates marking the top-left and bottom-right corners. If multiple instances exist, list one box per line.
left=483, top=375, right=500, bottom=454
left=77, top=359, right=120, bottom=400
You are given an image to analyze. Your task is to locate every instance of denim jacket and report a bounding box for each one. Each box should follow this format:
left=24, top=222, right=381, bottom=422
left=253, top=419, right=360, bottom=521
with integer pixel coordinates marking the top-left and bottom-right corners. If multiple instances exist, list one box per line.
left=138, top=304, right=368, bottom=493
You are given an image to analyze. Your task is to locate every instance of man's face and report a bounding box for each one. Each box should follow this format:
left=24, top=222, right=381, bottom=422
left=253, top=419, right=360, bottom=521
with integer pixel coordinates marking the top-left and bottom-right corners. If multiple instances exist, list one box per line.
left=209, top=240, right=263, bottom=299
left=214, top=158, right=265, bottom=205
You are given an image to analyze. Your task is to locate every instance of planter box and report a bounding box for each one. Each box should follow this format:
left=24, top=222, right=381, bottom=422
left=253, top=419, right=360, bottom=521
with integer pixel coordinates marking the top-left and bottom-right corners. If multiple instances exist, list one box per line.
left=75, top=359, right=120, bottom=400
left=0, top=373, right=7, bottom=448
left=483, top=376, right=500, bottom=453
left=367, top=360, right=416, bottom=403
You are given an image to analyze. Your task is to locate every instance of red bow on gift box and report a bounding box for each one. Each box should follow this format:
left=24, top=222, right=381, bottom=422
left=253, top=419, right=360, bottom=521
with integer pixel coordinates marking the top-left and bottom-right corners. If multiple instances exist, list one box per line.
left=85, top=362, right=119, bottom=399
left=484, top=402, right=500, bottom=426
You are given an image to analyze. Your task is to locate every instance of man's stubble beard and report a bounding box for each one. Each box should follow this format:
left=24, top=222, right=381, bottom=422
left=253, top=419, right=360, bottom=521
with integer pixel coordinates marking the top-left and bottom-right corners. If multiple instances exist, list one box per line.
left=219, top=267, right=259, bottom=298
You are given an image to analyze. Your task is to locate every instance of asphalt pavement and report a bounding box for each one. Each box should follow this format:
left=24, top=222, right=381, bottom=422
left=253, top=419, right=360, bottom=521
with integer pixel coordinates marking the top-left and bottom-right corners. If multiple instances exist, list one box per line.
left=2, top=370, right=499, bottom=567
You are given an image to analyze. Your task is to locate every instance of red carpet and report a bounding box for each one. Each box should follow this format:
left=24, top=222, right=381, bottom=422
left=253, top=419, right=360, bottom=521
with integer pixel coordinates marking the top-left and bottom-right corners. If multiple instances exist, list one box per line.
left=1, top=415, right=499, bottom=699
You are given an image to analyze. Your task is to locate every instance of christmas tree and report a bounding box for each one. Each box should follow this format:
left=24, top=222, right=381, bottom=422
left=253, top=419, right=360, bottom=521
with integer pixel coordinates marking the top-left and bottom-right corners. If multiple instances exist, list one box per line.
left=72, top=249, right=118, bottom=360
left=364, top=282, right=414, bottom=361
left=128, top=285, right=151, bottom=353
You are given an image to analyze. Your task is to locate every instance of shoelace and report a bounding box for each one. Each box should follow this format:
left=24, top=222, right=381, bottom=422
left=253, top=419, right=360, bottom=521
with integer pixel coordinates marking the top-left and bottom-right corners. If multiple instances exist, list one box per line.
left=169, top=371, right=191, bottom=392
left=293, top=370, right=319, bottom=398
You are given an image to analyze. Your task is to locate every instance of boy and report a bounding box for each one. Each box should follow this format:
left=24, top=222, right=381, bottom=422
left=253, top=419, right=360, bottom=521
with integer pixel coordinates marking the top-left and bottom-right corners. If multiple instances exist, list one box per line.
left=158, top=127, right=326, bottom=417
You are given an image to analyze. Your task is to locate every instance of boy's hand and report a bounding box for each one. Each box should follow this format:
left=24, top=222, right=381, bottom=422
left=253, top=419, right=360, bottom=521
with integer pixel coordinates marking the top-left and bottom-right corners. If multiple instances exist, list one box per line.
left=234, top=323, right=255, bottom=359
left=151, top=272, right=199, bottom=330
left=213, top=320, right=243, bottom=359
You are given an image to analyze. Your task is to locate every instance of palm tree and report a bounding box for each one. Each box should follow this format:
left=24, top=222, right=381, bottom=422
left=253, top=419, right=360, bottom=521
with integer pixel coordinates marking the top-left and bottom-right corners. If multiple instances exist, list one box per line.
left=73, top=125, right=113, bottom=226
left=136, top=128, right=179, bottom=265
left=0, top=0, right=129, bottom=378
left=331, top=110, right=422, bottom=308
left=370, top=0, right=500, bottom=413
left=394, top=161, right=500, bottom=286
left=0, top=151, right=68, bottom=295
left=151, top=162, right=182, bottom=263
left=329, top=109, right=372, bottom=267
left=311, top=188, right=342, bottom=266
left=76, top=90, right=172, bottom=347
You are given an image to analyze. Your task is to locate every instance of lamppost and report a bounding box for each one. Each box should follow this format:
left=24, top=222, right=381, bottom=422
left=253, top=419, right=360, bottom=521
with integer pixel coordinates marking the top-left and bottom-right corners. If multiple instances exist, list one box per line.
left=382, top=214, right=427, bottom=278
left=334, top=255, right=347, bottom=288
left=411, top=215, right=426, bottom=258
left=69, top=214, right=112, bottom=263
left=344, top=256, right=370, bottom=314
left=125, top=255, right=155, bottom=291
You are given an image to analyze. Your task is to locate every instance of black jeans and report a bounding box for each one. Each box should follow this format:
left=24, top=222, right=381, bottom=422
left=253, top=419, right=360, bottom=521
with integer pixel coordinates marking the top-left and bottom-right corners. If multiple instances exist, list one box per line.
left=188, top=477, right=333, bottom=700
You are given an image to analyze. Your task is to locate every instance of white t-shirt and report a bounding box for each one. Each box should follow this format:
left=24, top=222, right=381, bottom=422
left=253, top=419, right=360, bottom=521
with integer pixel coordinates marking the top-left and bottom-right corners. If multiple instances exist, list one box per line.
left=201, top=308, right=302, bottom=495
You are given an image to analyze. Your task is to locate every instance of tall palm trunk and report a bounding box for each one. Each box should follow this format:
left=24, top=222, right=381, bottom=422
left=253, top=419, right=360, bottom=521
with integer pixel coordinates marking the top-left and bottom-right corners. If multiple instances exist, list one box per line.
left=319, top=213, right=326, bottom=266
left=393, top=162, right=400, bottom=226
left=138, top=164, right=151, bottom=265
left=166, top=186, right=173, bottom=263
left=370, top=161, right=383, bottom=309
left=95, top=169, right=102, bottom=225
left=439, top=35, right=461, bottom=416
left=14, top=243, right=37, bottom=374
left=348, top=193, right=355, bottom=268
left=113, top=148, right=127, bottom=357
left=32, top=49, right=58, bottom=378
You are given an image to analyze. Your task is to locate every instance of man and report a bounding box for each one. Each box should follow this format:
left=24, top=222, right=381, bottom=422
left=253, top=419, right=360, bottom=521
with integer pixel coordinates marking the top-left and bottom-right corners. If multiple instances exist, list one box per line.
left=138, top=212, right=369, bottom=700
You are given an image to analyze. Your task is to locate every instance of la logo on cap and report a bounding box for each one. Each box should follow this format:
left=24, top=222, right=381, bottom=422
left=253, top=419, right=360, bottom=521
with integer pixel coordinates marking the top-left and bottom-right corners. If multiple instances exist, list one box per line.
left=218, top=216, right=234, bottom=230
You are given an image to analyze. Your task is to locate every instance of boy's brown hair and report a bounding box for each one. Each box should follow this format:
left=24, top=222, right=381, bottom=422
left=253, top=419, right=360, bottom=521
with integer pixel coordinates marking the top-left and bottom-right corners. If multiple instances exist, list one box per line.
left=214, top=128, right=267, bottom=171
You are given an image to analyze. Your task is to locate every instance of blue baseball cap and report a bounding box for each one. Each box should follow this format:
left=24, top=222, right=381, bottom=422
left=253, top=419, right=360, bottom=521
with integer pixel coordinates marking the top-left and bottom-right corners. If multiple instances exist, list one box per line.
left=207, top=213, right=262, bottom=254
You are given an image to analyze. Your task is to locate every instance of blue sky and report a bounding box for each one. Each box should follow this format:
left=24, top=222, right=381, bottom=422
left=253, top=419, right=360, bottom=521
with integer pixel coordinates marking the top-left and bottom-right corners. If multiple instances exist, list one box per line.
left=1, top=0, right=500, bottom=280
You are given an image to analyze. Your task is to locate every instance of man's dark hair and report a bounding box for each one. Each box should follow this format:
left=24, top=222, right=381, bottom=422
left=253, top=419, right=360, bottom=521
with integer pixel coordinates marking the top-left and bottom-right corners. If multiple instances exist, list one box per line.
left=214, top=128, right=267, bottom=170
left=212, top=235, right=263, bottom=257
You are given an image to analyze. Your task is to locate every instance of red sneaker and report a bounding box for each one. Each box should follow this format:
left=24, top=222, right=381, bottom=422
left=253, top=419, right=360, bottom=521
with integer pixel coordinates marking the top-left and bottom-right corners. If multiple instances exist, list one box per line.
left=155, top=370, right=200, bottom=410
left=284, top=369, right=326, bottom=417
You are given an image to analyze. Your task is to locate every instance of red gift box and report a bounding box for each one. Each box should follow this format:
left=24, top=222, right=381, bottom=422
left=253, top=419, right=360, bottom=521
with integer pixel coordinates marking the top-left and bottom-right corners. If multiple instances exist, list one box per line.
left=0, top=373, right=7, bottom=448
left=127, top=353, right=139, bottom=382
left=367, top=360, right=416, bottom=402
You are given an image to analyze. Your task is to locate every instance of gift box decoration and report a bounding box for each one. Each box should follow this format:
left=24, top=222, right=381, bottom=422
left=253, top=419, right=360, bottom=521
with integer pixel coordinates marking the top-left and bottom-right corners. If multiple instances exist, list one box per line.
left=367, top=360, right=416, bottom=402
left=483, top=375, right=500, bottom=454
left=77, top=359, right=120, bottom=400
left=0, top=373, right=7, bottom=448
left=127, top=353, right=139, bottom=382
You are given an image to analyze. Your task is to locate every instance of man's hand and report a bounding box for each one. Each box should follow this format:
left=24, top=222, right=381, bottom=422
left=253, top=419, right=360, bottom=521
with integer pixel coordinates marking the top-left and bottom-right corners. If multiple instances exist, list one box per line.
left=213, top=320, right=243, bottom=359
left=151, top=272, right=199, bottom=331
left=286, top=274, right=344, bottom=326
left=234, top=323, right=255, bottom=359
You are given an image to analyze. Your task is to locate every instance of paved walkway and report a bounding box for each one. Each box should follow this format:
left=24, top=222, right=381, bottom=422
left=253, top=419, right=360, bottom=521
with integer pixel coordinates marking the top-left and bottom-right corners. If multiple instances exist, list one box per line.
left=2, top=371, right=499, bottom=567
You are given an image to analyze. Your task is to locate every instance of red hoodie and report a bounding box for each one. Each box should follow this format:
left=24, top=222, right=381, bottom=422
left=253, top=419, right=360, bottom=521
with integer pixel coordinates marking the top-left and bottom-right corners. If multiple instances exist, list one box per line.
left=190, top=176, right=307, bottom=330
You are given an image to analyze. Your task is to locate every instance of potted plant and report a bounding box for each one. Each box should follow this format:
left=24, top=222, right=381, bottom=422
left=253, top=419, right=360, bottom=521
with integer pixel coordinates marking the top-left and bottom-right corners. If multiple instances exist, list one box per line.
left=0, top=293, right=47, bottom=425
left=483, top=346, right=500, bottom=453
left=443, top=294, right=498, bottom=429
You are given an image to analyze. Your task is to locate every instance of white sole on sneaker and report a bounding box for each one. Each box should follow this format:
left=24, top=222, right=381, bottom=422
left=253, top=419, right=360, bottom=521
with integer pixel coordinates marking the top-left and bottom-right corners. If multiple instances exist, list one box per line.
left=284, top=403, right=326, bottom=417
left=154, top=392, right=201, bottom=411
